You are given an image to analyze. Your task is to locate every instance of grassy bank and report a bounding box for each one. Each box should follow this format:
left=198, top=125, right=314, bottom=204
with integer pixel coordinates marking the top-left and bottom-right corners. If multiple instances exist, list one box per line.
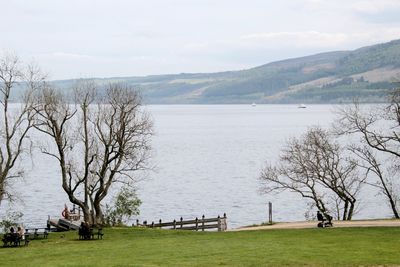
left=1, top=227, right=399, bottom=266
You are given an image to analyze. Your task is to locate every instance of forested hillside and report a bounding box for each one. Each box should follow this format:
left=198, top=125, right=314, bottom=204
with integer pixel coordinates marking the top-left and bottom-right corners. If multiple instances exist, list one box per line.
left=49, top=39, right=400, bottom=104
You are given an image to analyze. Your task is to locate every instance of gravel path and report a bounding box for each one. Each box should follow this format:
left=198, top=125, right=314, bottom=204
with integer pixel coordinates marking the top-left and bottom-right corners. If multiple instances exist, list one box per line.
left=231, top=219, right=400, bottom=231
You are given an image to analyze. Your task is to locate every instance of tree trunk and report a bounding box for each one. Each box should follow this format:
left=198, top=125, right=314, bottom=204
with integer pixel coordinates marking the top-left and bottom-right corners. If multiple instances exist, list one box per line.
left=82, top=205, right=91, bottom=223
left=93, top=200, right=104, bottom=226
left=381, top=180, right=400, bottom=218
left=0, top=184, right=4, bottom=207
left=342, top=200, right=348, bottom=220
left=347, top=200, right=355, bottom=220
left=388, top=195, right=400, bottom=219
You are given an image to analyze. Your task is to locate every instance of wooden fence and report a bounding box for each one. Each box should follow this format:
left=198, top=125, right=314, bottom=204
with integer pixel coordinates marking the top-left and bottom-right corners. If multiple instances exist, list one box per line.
left=136, top=213, right=228, bottom=232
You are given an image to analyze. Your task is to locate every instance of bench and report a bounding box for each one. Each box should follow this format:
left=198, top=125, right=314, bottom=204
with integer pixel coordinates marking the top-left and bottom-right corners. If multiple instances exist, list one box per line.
left=2, top=233, right=29, bottom=247
left=25, top=228, right=49, bottom=239
left=79, top=228, right=103, bottom=240
left=90, top=228, right=104, bottom=240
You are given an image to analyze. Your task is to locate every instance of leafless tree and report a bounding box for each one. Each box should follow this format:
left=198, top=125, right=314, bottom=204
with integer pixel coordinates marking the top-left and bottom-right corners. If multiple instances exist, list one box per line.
left=260, top=148, right=330, bottom=217
left=349, top=145, right=399, bottom=218
left=260, top=127, right=365, bottom=220
left=336, top=92, right=400, bottom=218
left=34, top=82, right=152, bottom=225
left=0, top=54, right=45, bottom=207
left=336, top=102, right=400, bottom=158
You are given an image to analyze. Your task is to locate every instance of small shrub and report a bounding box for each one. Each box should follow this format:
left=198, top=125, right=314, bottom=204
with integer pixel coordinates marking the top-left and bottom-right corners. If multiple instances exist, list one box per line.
left=0, top=209, right=23, bottom=233
left=104, top=187, right=141, bottom=226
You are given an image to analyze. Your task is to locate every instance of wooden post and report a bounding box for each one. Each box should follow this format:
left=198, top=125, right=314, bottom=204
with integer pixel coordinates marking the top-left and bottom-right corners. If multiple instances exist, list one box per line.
left=195, top=217, right=198, bottom=231
left=217, top=215, right=221, bottom=232
left=136, top=219, right=139, bottom=226
left=151, top=221, right=154, bottom=228
left=180, top=217, right=183, bottom=229
left=173, top=219, right=176, bottom=229
left=159, top=219, right=162, bottom=228
left=268, top=202, right=273, bottom=224
left=202, top=215, right=205, bottom=231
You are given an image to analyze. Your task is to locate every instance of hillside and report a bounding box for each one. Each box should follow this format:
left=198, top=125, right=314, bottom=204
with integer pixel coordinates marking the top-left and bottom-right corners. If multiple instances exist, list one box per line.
left=51, top=39, right=400, bottom=104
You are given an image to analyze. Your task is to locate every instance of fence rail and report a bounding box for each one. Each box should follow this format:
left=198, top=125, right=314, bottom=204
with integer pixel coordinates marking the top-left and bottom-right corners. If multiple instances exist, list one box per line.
left=137, top=214, right=228, bottom=231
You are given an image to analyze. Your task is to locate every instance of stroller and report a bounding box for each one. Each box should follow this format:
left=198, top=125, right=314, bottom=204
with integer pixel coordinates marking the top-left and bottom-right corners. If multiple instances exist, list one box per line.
left=317, top=212, right=333, bottom=228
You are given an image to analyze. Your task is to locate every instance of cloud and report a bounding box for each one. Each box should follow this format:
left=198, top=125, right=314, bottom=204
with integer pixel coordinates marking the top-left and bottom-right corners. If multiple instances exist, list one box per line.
left=50, top=52, right=93, bottom=60
left=240, top=31, right=349, bottom=48
left=240, top=30, right=400, bottom=49
left=3, top=0, right=400, bottom=79
left=351, top=0, right=400, bottom=14
left=299, top=0, right=400, bottom=14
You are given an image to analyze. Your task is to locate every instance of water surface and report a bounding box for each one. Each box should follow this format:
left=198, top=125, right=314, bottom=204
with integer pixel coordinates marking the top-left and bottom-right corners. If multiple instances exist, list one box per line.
left=1, top=104, right=391, bottom=228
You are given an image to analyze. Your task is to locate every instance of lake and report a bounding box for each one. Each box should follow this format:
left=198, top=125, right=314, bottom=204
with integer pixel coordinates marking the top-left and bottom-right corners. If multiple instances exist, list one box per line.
left=0, top=104, right=393, bottom=229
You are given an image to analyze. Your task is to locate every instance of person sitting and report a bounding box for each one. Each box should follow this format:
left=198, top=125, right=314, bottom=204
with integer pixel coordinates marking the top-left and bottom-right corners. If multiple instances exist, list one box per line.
left=6, top=226, right=20, bottom=246
left=79, top=221, right=91, bottom=239
left=317, top=211, right=324, bottom=222
left=84, top=222, right=91, bottom=239
left=17, top=226, right=25, bottom=240
left=10, top=226, right=19, bottom=238
left=79, top=222, right=87, bottom=239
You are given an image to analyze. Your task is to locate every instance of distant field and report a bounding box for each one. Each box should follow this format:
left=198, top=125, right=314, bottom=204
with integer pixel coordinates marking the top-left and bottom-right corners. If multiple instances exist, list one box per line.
left=1, top=227, right=399, bottom=266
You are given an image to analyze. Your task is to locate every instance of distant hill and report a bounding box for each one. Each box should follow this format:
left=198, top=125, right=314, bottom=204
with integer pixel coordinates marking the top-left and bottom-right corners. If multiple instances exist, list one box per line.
left=50, top=39, right=400, bottom=104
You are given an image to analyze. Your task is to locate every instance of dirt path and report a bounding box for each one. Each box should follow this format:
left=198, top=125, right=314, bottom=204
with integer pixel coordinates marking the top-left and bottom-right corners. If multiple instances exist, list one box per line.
left=231, top=219, right=400, bottom=231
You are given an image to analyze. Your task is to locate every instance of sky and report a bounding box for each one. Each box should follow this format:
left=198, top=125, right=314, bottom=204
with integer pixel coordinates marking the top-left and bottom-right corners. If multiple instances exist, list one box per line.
left=1, top=0, right=400, bottom=80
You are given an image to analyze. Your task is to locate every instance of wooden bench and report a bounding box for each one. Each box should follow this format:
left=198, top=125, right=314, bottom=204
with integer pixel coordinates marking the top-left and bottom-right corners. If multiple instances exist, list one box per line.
left=2, top=233, right=29, bottom=247
left=90, top=228, right=104, bottom=240
left=79, top=228, right=103, bottom=240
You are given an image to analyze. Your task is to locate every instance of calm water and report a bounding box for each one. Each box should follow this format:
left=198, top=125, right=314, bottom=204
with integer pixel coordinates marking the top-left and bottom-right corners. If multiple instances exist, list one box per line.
left=0, top=105, right=392, bottom=229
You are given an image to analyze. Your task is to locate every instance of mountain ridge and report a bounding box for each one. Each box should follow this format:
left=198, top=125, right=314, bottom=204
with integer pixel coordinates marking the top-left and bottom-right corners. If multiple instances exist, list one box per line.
left=50, top=39, right=400, bottom=104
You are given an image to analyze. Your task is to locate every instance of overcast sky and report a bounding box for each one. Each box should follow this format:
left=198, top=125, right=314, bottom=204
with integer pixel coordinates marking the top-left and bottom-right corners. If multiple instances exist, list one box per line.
left=1, top=0, right=400, bottom=80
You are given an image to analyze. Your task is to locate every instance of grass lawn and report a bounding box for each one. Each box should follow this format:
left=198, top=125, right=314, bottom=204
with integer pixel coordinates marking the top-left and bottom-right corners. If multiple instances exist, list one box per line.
left=0, top=227, right=399, bottom=266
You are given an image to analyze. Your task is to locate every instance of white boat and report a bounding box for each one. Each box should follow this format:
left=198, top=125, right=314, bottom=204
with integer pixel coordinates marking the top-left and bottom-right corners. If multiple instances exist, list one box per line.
left=251, top=103, right=256, bottom=107
left=298, top=104, right=306, bottom=108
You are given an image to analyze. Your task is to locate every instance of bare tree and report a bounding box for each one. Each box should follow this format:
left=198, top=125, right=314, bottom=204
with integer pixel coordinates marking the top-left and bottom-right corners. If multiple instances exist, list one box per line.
left=34, top=82, right=152, bottom=225
left=0, top=54, right=45, bottom=207
left=260, top=147, right=330, bottom=217
left=260, top=127, right=364, bottom=220
left=336, top=95, right=400, bottom=218
left=336, top=102, right=400, bottom=158
left=349, top=145, right=399, bottom=218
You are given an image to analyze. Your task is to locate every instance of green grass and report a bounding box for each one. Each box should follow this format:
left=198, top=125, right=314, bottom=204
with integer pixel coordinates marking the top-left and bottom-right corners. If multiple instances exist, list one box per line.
left=1, top=227, right=399, bottom=266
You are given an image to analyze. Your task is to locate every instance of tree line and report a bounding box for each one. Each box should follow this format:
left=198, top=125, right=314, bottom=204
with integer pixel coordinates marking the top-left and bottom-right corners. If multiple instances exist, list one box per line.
left=0, top=54, right=152, bottom=226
